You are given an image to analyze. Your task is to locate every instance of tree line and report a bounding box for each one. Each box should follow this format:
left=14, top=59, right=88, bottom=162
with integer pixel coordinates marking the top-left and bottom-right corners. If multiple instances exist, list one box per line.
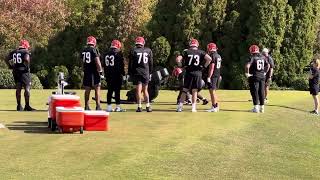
left=0, top=0, right=319, bottom=90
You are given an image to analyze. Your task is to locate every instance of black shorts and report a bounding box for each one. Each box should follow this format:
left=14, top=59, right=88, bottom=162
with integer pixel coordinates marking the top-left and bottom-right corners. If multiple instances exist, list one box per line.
left=132, top=75, right=149, bottom=85
left=107, top=76, right=123, bottom=90
left=208, top=77, right=219, bottom=90
left=13, top=72, right=31, bottom=86
left=309, top=84, right=319, bottom=95
left=183, top=73, right=202, bottom=90
left=83, top=72, right=101, bottom=87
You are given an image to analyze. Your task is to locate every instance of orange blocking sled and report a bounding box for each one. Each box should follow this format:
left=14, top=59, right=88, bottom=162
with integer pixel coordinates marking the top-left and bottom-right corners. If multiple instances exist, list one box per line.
left=48, top=95, right=81, bottom=130
left=56, top=107, right=84, bottom=134
left=84, top=111, right=109, bottom=131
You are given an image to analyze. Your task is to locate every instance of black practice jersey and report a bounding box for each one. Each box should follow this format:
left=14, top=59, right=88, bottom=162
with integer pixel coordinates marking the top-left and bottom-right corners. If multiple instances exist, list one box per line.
left=128, top=47, right=153, bottom=77
left=309, top=67, right=320, bottom=85
left=8, top=48, right=30, bottom=72
left=81, top=45, right=100, bottom=74
left=102, top=48, right=125, bottom=79
left=209, top=52, right=222, bottom=77
left=265, top=55, right=275, bottom=78
left=182, top=48, right=206, bottom=75
left=248, top=53, right=269, bottom=79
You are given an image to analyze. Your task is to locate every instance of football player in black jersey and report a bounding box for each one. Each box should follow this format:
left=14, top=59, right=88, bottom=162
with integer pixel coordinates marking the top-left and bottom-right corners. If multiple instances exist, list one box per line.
left=261, top=48, right=275, bottom=102
left=308, top=59, right=320, bottom=115
left=206, top=43, right=222, bottom=112
left=128, top=37, right=153, bottom=112
left=81, top=36, right=103, bottom=110
left=102, top=40, right=125, bottom=112
left=176, top=39, right=212, bottom=112
left=245, top=45, right=270, bottom=113
left=7, top=40, right=35, bottom=111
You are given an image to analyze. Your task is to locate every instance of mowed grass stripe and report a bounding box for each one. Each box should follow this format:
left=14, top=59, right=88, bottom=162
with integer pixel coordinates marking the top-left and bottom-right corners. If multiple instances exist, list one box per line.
left=0, top=90, right=319, bottom=179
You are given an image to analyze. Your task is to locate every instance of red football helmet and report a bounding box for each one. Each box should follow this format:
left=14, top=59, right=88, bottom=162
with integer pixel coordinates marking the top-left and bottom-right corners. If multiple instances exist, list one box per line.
left=249, top=45, right=260, bottom=54
left=135, top=37, right=145, bottom=46
left=19, top=39, right=30, bottom=49
left=207, top=43, right=217, bottom=52
left=172, top=67, right=183, bottom=77
left=189, top=38, right=199, bottom=47
left=111, top=40, right=122, bottom=49
left=87, top=36, right=97, bottom=46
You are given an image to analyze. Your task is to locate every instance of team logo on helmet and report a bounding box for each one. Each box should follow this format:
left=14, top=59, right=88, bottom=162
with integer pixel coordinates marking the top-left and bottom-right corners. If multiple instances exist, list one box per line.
left=87, top=36, right=97, bottom=46
left=111, top=40, right=122, bottom=49
left=189, top=39, right=199, bottom=47
left=135, top=37, right=145, bottom=46
left=249, top=45, right=260, bottom=54
left=19, top=39, right=30, bottom=49
left=207, top=43, right=217, bottom=52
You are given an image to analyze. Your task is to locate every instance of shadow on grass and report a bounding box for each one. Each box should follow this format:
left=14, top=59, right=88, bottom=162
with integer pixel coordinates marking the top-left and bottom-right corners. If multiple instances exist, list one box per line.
left=267, top=104, right=307, bottom=113
left=6, top=121, right=55, bottom=134
left=0, top=110, right=47, bottom=112
left=220, top=109, right=250, bottom=113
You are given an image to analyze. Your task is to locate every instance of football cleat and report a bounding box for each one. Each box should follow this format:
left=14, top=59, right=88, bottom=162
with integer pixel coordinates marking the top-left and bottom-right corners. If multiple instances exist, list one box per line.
left=191, top=108, right=197, bottom=112
left=202, top=99, right=209, bottom=105
left=17, top=104, right=23, bottom=111
left=251, top=107, right=260, bottom=113
left=176, top=106, right=183, bottom=112
left=310, top=110, right=319, bottom=116
left=114, top=107, right=126, bottom=112
left=106, top=105, right=113, bottom=112
left=24, top=105, right=36, bottom=111
left=146, top=106, right=152, bottom=112
left=136, top=107, right=142, bottom=112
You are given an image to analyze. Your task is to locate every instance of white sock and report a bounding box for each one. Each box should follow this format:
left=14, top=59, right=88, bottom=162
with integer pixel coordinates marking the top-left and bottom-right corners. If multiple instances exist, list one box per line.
left=138, top=103, right=142, bottom=108
left=116, top=104, right=120, bottom=108
left=192, top=103, right=196, bottom=110
left=107, top=104, right=112, bottom=109
left=254, top=105, right=259, bottom=109
left=146, top=103, right=150, bottom=107
left=178, top=102, right=183, bottom=108
left=260, top=105, right=264, bottom=109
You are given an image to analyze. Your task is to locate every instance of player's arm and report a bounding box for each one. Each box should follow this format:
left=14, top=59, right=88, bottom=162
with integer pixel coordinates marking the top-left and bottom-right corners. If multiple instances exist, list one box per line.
left=203, top=54, right=212, bottom=68
left=5, top=53, right=13, bottom=69
left=245, top=58, right=253, bottom=77
left=95, top=56, right=102, bottom=72
left=264, top=58, right=270, bottom=75
left=149, top=50, right=153, bottom=74
left=128, top=51, right=133, bottom=76
left=208, top=63, right=215, bottom=79
left=176, top=55, right=183, bottom=67
left=269, top=57, right=275, bottom=78
left=119, top=52, right=125, bottom=76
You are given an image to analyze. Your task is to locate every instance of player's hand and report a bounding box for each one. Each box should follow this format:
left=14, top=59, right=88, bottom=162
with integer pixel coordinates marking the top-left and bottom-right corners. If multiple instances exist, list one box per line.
left=99, top=72, right=105, bottom=79
left=207, top=77, right=211, bottom=84
left=245, top=73, right=252, bottom=78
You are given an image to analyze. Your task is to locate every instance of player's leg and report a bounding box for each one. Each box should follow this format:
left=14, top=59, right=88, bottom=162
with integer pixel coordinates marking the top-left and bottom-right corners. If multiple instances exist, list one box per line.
left=251, top=80, right=260, bottom=113
left=312, top=95, right=319, bottom=115
left=84, top=86, right=91, bottom=110
left=177, top=74, right=192, bottom=112
left=191, top=89, right=198, bottom=112
left=22, top=73, right=35, bottom=111
left=106, top=81, right=113, bottom=112
left=114, top=80, right=124, bottom=112
left=142, top=83, right=152, bottom=112
left=15, top=82, right=23, bottom=111
left=177, top=88, right=188, bottom=112
left=265, top=78, right=270, bottom=102
left=135, top=83, right=142, bottom=112
left=94, top=84, right=102, bottom=110
left=207, top=77, right=219, bottom=112
left=259, top=80, right=266, bottom=113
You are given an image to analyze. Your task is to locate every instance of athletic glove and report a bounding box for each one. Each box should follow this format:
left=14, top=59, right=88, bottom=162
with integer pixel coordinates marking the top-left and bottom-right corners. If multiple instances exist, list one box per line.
left=149, top=74, right=152, bottom=81
left=99, top=71, right=105, bottom=79
left=207, top=77, right=211, bottom=84
left=245, top=73, right=253, bottom=78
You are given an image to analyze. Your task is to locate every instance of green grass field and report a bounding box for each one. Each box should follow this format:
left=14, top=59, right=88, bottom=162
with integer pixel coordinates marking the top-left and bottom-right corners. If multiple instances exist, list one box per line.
left=0, top=89, right=319, bottom=179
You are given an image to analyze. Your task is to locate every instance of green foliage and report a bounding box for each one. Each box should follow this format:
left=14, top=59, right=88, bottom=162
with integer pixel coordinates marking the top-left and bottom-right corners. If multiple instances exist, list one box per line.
left=0, top=69, right=42, bottom=89
left=151, top=36, right=171, bottom=66
left=69, top=66, right=83, bottom=89
left=291, top=74, right=309, bottom=91
left=30, top=74, right=43, bottom=90
left=47, top=66, right=69, bottom=89
left=0, top=69, right=15, bottom=89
